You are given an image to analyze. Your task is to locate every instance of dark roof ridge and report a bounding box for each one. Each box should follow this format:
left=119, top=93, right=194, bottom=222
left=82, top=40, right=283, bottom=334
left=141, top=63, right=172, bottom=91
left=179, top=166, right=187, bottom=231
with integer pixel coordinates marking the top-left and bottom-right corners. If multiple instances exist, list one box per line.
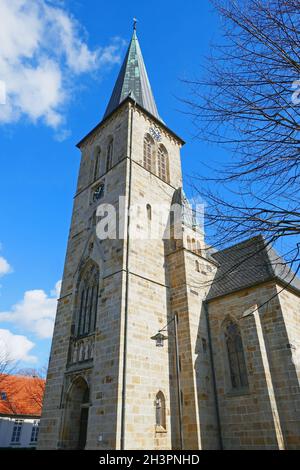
left=206, top=234, right=300, bottom=300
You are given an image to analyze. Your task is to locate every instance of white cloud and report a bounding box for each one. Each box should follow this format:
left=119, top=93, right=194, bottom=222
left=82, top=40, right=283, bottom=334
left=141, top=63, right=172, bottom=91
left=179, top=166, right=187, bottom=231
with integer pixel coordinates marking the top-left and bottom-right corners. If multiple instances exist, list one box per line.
left=98, top=39, right=126, bottom=68
left=54, top=128, right=72, bottom=142
left=0, top=256, right=12, bottom=277
left=0, top=0, right=124, bottom=130
left=51, top=280, right=62, bottom=298
left=0, top=281, right=61, bottom=339
left=0, top=244, right=12, bottom=278
left=0, top=329, right=37, bottom=363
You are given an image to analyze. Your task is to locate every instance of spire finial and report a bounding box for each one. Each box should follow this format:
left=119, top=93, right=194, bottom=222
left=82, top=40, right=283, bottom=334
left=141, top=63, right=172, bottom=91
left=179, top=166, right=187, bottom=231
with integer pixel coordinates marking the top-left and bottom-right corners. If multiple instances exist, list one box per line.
left=133, top=17, right=137, bottom=31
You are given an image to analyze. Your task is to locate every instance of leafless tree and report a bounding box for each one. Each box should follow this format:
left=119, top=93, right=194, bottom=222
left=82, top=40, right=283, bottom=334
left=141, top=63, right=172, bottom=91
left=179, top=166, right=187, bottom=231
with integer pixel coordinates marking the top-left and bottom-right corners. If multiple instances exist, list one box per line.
left=183, top=0, right=300, bottom=276
left=0, top=354, right=46, bottom=414
left=0, top=346, right=15, bottom=386
left=16, top=367, right=47, bottom=412
left=0, top=346, right=18, bottom=414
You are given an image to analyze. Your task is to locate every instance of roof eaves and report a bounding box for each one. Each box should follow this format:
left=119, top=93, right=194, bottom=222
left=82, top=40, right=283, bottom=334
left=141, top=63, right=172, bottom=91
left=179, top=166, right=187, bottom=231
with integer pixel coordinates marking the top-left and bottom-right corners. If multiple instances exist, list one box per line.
left=76, top=96, right=185, bottom=148
left=206, top=276, right=276, bottom=302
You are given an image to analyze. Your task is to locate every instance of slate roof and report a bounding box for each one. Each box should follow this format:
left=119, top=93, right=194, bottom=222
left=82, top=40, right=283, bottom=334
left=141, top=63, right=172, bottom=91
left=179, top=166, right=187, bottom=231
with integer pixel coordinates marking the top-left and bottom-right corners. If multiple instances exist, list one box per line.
left=103, top=29, right=161, bottom=121
left=206, top=235, right=300, bottom=301
left=0, top=374, right=45, bottom=417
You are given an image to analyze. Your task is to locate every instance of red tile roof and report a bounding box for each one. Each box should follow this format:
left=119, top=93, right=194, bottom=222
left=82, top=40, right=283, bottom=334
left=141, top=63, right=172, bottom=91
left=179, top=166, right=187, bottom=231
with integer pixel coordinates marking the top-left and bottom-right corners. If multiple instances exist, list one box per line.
left=0, top=374, right=45, bottom=417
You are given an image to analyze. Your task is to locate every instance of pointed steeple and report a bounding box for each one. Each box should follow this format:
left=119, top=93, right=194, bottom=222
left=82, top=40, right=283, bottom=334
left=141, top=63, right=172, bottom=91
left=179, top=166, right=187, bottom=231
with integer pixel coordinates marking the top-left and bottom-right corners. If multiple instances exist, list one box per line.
left=103, top=25, right=161, bottom=121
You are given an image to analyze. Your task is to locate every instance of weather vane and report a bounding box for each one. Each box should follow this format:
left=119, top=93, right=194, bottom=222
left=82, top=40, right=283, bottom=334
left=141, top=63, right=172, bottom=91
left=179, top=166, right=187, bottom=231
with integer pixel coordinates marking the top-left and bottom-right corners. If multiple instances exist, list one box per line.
left=133, top=17, right=138, bottom=31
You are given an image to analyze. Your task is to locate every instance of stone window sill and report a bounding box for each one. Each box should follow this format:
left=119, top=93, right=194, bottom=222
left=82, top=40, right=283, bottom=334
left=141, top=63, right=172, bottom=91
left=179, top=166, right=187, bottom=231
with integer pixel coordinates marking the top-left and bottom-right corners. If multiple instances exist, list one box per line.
left=225, top=387, right=251, bottom=398
left=73, top=332, right=95, bottom=340
left=155, top=425, right=167, bottom=434
left=66, top=359, right=93, bottom=371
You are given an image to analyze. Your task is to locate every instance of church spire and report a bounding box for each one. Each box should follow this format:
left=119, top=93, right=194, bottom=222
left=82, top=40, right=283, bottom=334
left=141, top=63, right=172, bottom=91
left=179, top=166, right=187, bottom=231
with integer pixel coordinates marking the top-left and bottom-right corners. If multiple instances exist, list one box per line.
left=103, top=24, right=161, bottom=121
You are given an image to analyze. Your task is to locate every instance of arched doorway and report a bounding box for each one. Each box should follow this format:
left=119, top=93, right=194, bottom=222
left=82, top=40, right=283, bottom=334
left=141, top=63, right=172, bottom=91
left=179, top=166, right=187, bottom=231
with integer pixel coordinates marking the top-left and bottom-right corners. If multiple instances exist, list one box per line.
left=62, top=377, right=90, bottom=449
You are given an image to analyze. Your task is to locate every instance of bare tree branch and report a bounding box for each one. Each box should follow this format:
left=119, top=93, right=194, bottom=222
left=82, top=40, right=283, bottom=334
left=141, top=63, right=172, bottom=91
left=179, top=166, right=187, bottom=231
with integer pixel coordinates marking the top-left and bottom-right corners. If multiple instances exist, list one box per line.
left=183, top=0, right=300, bottom=278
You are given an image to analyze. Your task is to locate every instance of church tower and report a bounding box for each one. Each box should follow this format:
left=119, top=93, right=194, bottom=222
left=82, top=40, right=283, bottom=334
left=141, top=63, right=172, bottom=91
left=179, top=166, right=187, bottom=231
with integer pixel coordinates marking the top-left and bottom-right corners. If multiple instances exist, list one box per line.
left=38, top=25, right=219, bottom=450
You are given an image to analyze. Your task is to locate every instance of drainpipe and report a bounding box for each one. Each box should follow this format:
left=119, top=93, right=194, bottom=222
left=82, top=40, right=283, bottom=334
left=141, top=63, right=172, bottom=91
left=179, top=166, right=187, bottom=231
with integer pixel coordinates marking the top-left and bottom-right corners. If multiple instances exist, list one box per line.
left=203, top=300, right=223, bottom=450
left=120, top=103, right=134, bottom=450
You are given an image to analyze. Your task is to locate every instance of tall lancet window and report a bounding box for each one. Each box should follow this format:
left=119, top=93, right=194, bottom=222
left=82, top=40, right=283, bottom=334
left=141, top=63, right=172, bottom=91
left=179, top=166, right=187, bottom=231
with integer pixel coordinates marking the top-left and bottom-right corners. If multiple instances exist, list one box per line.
left=225, top=321, right=249, bottom=390
left=155, top=391, right=166, bottom=429
left=106, top=138, right=114, bottom=172
left=157, top=145, right=169, bottom=183
left=77, top=262, right=99, bottom=337
left=93, top=147, right=101, bottom=181
left=143, top=134, right=155, bottom=173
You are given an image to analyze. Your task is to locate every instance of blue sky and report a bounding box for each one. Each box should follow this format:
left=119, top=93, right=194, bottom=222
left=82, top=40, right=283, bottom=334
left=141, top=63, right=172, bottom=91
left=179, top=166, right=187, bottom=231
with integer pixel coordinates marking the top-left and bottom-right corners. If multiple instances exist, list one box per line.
left=0, top=0, right=223, bottom=369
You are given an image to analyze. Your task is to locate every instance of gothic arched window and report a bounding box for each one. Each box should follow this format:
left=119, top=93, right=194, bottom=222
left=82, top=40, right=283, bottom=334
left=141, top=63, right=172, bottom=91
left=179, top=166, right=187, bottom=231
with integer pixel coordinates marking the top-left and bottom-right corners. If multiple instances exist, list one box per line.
left=106, top=138, right=113, bottom=172
left=146, top=204, right=152, bottom=221
left=77, top=263, right=99, bottom=337
left=143, top=134, right=155, bottom=173
left=157, top=145, right=169, bottom=183
left=187, top=236, right=191, bottom=251
left=93, top=147, right=101, bottom=181
left=196, top=241, right=202, bottom=255
left=225, top=321, right=249, bottom=390
left=155, top=391, right=166, bottom=429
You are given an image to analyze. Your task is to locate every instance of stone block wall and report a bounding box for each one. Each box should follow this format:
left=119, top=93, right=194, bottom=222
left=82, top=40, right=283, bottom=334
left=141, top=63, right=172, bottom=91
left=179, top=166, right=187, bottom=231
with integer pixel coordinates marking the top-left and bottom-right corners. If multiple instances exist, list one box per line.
left=38, top=102, right=187, bottom=450
left=38, top=99, right=300, bottom=451
left=38, top=107, right=130, bottom=449
left=167, top=244, right=219, bottom=449
left=207, top=282, right=300, bottom=449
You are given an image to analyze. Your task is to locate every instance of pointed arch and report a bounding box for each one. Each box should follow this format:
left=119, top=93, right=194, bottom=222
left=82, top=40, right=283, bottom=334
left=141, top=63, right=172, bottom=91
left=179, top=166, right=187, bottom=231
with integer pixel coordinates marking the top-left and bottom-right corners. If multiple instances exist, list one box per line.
left=191, top=238, right=196, bottom=252
left=93, top=146, right=101, bottom=181
left=157, top=144, right=169, bottom=183
left=76, top=261, right=99, bottom=337
left=143, top=134, right=155, bottom=173
left=155, top=391, right=166, bottom=429
left=146, top=204, right=152, bottom=221
left=106, top=137, right=114, bottom=172
left=62, top=376, right=90, bottom=449
left=66, top=375, right=89, bottom=401
left=187, top=236, right=191, bottom=251
left=224, top=319, right=249, bottom=390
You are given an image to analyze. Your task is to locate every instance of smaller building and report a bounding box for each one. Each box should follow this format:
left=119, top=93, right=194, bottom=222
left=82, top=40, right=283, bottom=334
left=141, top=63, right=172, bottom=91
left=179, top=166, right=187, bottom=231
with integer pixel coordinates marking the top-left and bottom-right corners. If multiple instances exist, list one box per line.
left=0, top=374, right=45, bottom=448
